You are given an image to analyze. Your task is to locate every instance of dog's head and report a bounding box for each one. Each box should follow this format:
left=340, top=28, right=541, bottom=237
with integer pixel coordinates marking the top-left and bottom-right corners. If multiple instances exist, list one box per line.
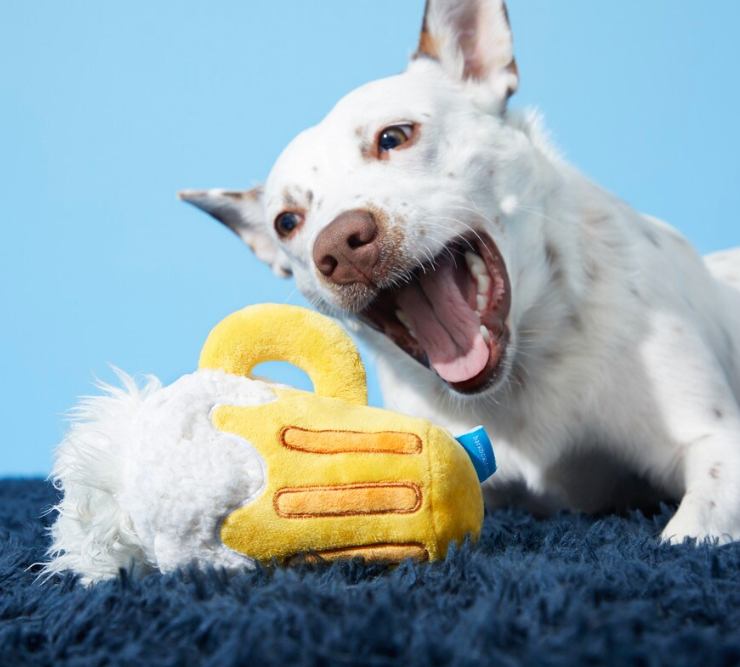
left=181, top=0, right=558, bottom=397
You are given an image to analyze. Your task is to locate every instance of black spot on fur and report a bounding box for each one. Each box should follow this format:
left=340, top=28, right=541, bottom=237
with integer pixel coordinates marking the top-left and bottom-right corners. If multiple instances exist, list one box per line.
left=306, top=190, right=314, bottom=205
left=714, top=408, right=724, bottom=419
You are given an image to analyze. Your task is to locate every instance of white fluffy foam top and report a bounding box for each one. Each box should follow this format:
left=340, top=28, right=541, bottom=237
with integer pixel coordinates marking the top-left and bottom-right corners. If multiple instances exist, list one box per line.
left=47, top=368, right=275, bottom=584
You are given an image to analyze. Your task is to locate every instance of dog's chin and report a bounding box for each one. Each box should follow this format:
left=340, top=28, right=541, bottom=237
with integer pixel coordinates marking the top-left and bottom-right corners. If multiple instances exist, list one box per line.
left=356, top=231, right=512, bottom=396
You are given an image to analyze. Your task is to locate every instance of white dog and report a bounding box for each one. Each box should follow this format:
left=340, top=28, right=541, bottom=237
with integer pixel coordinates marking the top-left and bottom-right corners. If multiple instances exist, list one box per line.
left=180, top=0, right=740, bottom=544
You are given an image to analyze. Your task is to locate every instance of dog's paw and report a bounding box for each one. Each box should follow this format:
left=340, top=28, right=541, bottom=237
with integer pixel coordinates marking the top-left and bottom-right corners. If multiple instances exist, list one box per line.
left=661, top=504, right=740, bottom=546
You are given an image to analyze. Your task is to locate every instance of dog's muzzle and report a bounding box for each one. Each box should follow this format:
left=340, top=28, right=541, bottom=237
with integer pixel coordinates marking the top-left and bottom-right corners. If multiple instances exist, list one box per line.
left=313, top=219, right=512, bottom=395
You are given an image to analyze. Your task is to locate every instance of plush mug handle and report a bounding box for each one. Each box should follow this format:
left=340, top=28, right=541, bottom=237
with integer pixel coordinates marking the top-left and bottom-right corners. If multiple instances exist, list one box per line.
left=198, top=303, right=367, bottom=406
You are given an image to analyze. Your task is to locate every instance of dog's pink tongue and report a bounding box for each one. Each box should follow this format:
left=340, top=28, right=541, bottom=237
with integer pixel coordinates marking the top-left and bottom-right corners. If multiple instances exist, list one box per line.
left=396, top=261, right=489, bottom=384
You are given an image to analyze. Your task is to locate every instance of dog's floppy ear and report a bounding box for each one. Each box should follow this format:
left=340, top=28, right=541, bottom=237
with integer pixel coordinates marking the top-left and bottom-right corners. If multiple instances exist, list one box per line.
left=414, top=0, right=518, bottom=110
left=178, top=186, right=292, bottom=278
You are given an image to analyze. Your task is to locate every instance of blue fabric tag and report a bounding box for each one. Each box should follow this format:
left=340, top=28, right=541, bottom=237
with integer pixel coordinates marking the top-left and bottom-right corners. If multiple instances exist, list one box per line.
left=455, top=426, right=497, bottom=483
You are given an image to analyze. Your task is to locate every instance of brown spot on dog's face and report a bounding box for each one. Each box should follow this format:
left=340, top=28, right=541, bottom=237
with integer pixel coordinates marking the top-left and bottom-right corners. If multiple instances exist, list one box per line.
left=710, top=501, right=717, bottom=510
left=282, top=187, right=316, bottom=211
left=545, top=242, right=565, bottom=284
left=283, top=189, right=299, bottom=210
left=542, top=349, right=562, bottom=364
left=709, top=463, right=721, bottom=479
left=360, top=140, right=374, bottom=162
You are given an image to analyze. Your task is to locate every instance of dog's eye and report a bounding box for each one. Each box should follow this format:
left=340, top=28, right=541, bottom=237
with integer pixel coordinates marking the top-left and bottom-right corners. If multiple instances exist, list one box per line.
left=275, top=211, right=303, bottom=238
left=377, top=124, right=414, bottom=154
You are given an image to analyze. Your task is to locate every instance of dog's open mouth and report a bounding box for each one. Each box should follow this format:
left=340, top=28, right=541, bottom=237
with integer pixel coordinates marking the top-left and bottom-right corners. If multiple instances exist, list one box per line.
left=359, top=232, right=511, bottom=394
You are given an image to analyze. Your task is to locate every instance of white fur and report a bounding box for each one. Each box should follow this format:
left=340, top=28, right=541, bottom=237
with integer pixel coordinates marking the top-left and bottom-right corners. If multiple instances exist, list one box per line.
left=194, top=0, right=740, bottom=544
left=47, top=368, right=274, bottom=584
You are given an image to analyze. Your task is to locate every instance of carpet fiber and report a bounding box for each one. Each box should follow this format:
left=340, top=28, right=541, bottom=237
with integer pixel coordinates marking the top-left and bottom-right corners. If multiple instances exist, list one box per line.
left=2, top=479, right=740, bottom=666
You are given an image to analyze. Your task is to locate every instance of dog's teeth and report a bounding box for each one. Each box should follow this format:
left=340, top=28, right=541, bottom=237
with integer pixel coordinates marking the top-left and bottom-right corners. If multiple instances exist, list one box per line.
left=466, top=251, right=491, bottom=299
left=476, top=295, right=487, bottom=312
left=465, top=251, right=486, bottom=274
left=480, top=325, right=491, bottom=343
left=396, top=309, right=418, bottom=340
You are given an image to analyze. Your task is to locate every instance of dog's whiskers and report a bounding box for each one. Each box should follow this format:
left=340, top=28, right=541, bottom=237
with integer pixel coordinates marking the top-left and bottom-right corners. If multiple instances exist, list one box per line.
left=425, top=214, right=498, bottom=264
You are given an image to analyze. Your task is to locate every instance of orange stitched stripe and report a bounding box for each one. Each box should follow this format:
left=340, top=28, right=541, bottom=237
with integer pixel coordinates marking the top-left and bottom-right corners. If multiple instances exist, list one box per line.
left=289, top=543, right=429, bottom=564
left=281, top=427, right=422, bottom=455
left=274, top=483, right=422, bottom=518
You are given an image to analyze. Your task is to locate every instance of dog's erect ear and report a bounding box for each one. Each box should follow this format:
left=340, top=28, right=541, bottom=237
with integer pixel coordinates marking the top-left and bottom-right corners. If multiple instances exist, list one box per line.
left=414, top=0, right=518, bottom=109
left=178, top=187, right=292, bottom=278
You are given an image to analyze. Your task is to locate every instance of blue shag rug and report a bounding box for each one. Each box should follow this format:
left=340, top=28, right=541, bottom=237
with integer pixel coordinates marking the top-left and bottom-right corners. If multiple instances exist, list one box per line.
left=2, top=479, right=740, bottom=666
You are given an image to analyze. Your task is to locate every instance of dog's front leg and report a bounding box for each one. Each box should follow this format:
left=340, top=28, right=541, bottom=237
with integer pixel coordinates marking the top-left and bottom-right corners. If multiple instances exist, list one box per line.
left=638, top=313, right=740, bottom=544
left=663, top=424, right=740, bottom=545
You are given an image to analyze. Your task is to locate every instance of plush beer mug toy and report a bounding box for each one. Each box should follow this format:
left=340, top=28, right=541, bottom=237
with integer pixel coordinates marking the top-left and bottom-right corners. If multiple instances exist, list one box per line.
left=47, top=304, right=495, bottom=584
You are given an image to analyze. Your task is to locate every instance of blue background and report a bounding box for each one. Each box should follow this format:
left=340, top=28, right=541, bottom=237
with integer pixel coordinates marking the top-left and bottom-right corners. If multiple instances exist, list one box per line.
left=2, top=1, right=739, bottom=476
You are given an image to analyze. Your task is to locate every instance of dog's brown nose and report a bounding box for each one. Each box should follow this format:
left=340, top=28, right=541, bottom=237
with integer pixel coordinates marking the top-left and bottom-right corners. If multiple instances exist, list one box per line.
left=313, top=210, right=380, bottom=285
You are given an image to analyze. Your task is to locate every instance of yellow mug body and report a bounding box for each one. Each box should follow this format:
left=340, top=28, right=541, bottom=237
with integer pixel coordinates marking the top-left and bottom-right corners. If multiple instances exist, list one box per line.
left=200, top=304, right=484, bottom=564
